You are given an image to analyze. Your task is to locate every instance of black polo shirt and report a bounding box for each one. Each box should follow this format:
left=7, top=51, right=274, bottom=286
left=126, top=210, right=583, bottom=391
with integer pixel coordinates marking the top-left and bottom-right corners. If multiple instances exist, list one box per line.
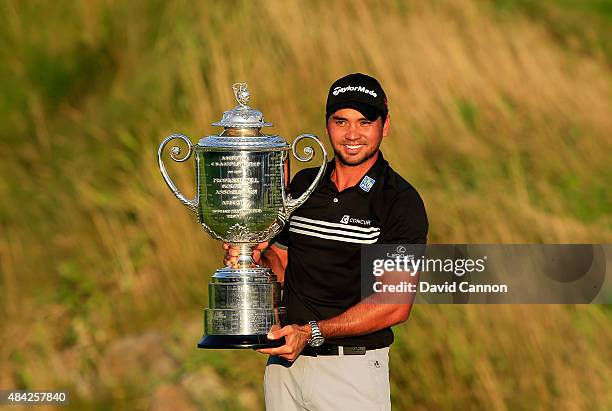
left=273, top=151, right=428, bottom=348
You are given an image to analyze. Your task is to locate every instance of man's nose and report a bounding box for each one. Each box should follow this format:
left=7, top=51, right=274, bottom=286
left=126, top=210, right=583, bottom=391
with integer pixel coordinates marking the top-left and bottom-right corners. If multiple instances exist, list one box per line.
left=345, top=124, right=361, bottom=141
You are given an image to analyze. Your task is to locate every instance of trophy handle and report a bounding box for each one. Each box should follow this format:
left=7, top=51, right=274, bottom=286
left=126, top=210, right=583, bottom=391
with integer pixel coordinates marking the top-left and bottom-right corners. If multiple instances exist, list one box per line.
left=158, top=134, right=199, bottom=214
left=284, top=134, right=328, bottom=216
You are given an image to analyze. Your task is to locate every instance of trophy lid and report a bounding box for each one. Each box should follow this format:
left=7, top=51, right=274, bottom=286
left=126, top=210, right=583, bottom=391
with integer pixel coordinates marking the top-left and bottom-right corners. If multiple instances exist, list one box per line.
left=199, top=82, right=289, bottom=150
left=212, top=83, right=273, bottom=129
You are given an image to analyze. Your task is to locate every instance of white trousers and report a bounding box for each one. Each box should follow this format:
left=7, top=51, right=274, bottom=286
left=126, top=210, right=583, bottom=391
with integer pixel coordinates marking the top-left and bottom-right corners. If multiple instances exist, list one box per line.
left=264, top=347, right=391, bottom=411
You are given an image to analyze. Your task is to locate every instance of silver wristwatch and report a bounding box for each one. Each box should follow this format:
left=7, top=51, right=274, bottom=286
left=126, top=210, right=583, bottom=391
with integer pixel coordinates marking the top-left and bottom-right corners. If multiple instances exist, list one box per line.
left=308, top=320, right=325, bottom=347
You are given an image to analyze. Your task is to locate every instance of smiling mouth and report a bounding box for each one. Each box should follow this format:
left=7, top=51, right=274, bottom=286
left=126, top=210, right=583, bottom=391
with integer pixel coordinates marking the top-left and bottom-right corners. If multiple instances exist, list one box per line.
left=343, top=144, right=365, bottom=150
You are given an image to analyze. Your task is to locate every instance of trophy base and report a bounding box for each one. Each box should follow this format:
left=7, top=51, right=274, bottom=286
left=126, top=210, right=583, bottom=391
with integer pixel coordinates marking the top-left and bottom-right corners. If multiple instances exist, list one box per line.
left=198, top=334, right=286, bottom=349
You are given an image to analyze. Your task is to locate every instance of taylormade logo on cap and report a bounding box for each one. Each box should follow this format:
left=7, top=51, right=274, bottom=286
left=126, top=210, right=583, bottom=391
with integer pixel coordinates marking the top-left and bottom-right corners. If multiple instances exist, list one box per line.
left=326, top=73, right=388, bottom=122
left=332, top=85, right=378, bottom=98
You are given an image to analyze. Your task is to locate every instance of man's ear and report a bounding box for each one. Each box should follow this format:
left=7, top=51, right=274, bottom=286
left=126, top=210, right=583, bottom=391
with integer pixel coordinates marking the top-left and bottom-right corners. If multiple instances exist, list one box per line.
left=382, top=115, right=390, bottom=137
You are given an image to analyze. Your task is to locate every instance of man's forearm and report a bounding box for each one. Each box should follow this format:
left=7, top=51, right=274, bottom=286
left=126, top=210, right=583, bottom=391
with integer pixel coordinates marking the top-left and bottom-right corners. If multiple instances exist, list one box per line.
left=317, top=271, right=418, bottom=339
left=318, top=301, right=413, bottom=340
left=260, top=247, right=286, bottom=286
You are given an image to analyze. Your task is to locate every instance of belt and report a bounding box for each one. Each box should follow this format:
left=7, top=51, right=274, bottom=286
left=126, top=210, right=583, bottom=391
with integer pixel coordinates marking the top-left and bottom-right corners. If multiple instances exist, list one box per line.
left=301, top=345, right=368, bottom=356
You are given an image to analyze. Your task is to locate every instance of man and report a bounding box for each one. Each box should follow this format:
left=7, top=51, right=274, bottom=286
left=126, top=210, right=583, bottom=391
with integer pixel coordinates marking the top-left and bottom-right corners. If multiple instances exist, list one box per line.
left=224, top=73, right=428, bottom=410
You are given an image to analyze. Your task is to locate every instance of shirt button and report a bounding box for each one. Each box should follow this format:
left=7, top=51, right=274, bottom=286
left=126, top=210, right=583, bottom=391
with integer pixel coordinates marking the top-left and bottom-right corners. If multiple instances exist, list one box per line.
left=333, top=197, right=339, bottom=203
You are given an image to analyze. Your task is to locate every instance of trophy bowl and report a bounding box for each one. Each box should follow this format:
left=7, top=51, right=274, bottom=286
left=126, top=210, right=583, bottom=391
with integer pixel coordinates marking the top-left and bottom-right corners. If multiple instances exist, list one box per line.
left=158, top=83, right=327, bottom=348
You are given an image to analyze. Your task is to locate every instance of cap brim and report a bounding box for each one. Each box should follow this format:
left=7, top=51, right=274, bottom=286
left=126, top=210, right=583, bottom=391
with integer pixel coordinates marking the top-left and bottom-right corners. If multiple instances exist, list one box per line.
left=327, top=102, right=382, bottom=122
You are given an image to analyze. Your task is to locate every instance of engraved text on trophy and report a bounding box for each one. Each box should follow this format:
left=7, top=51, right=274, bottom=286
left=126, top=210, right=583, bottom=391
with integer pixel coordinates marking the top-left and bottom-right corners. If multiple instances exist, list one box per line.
left=199, top=151, right=286, bottom=236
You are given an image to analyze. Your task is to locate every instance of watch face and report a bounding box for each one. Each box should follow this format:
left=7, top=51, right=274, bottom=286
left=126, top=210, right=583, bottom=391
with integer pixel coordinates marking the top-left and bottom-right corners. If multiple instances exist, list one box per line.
left=310, top=336, right=325, bottom=347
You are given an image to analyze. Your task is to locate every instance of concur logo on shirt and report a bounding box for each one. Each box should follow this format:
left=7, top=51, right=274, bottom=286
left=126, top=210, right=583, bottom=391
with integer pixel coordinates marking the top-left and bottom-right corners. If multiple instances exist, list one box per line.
left=340, top=215, right=372, bottom=226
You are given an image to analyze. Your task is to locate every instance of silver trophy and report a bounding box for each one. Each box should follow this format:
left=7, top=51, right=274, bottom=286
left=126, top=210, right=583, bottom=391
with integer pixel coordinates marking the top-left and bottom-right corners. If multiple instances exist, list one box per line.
left=158, top=83, right=327, bottom=348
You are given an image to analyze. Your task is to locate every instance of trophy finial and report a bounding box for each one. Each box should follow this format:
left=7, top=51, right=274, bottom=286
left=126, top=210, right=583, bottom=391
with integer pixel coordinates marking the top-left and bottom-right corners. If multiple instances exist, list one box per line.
left=212, top=83, right=272, bottom=128
left=232, top=83, right=250, bottom=107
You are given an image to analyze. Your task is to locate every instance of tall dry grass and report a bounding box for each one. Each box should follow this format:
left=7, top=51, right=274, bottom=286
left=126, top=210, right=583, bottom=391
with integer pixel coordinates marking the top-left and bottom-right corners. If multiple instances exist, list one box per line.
left=0, top=0, right=611, bottom=409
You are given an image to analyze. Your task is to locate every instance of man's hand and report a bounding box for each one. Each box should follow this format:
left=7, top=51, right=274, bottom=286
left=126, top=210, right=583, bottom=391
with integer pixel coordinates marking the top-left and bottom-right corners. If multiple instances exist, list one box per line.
left=223, top=242, right=269, bottom=267
left=256, top=324, right=311, bottom=362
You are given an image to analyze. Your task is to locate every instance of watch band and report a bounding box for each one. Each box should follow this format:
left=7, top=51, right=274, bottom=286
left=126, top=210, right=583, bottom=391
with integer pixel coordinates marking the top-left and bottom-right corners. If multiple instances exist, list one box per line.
left=308, top=320, right=324, bottom=347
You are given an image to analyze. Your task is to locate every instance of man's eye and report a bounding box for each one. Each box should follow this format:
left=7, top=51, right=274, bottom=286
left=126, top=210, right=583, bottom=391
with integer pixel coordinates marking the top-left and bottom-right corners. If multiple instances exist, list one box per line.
left=336, top=120, right=346, bottom=126
left=360, top=121, right=372, bottom=127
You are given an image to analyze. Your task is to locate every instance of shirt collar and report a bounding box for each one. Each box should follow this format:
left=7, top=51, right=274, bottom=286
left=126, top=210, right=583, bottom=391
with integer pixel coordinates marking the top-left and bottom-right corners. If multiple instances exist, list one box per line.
left=322, top=150, right=388, bottom=197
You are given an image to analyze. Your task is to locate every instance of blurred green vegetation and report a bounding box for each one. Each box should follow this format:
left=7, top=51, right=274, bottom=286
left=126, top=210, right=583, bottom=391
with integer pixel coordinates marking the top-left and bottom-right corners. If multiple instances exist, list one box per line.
left=0, top=0, right=611, bottom=410
left=490, top=0, right=612, bottom=62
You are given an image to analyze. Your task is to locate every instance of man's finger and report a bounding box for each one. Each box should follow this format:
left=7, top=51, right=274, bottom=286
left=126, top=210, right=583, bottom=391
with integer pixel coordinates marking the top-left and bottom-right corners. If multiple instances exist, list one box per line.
left=267, top=325, right=292, bottom=340
left=255, top=241, right=269, bottom=251
left=256, top=345, right=291, bottom=356
left=280, top=354, right=297, bottom=362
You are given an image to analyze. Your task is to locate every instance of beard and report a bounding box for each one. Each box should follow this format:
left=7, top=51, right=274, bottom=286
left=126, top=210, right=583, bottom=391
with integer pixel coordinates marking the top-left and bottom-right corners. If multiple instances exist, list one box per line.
left=333, top=144, right=379, bottom=166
